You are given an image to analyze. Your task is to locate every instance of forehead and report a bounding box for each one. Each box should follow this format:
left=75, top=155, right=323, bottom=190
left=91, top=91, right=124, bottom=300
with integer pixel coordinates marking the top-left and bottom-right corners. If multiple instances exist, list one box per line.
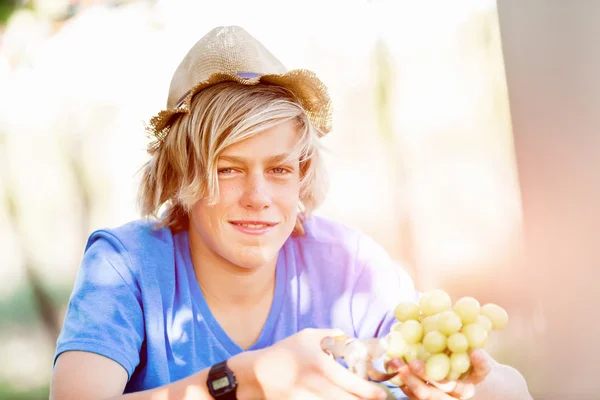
left=219, top=120, right=302, bottom=160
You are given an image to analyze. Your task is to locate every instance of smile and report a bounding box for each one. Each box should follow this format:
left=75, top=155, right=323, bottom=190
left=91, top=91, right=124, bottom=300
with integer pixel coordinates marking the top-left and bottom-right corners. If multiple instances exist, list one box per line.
left=232, top=222, right=270, bottom=228
left=229, top=220, right=278, bottom=235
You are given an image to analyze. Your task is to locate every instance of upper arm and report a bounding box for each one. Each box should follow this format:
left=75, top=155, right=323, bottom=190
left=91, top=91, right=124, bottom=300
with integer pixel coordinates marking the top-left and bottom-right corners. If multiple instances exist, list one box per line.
left=51, top=351, right=128, bottom=400
left=53, top=232, right=145, bottom=396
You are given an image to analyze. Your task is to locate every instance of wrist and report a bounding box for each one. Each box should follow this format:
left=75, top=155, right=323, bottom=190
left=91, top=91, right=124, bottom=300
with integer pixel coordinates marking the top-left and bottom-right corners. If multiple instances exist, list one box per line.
left=228, top=350, right=262, bottom=400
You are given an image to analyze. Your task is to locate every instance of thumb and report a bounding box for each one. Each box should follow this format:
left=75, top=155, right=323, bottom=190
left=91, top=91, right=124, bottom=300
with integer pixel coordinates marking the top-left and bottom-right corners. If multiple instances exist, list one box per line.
left=308, top=328, right=350, bottom=356
left=468, top=349, right=494, bottom=383
left=317, top=329, right=350, bottom=358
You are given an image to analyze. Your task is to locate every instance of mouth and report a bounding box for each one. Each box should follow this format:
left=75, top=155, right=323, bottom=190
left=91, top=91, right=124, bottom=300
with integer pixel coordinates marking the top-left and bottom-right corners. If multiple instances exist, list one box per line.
left=228, top=220, right=278, bottom=235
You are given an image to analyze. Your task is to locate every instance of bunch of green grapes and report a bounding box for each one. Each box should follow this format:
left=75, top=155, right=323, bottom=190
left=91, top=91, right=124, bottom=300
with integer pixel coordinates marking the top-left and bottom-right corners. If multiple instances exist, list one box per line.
left=384, top=289, right=508, bottom=385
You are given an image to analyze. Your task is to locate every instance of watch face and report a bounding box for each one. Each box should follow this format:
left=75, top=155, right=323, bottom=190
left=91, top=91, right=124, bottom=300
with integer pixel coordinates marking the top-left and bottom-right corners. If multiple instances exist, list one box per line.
left=211, top=376, right=230, bottom=391
left=208, top=362, right=237, bottom=398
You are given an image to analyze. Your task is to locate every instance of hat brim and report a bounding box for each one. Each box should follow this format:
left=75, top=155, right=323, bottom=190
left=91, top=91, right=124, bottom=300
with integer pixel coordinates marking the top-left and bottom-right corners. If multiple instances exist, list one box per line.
left=147, top=69, right=332, bottom=147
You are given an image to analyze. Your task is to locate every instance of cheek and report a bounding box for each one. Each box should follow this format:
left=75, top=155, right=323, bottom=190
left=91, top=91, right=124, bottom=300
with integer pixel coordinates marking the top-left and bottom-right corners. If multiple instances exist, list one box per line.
left=190, top=197, right=227, bottom=231
left=190, top=202, right=212, bottom=233
left=275, top=182, right=301, bottom=206
left=210, top=178, right=249, bottom=214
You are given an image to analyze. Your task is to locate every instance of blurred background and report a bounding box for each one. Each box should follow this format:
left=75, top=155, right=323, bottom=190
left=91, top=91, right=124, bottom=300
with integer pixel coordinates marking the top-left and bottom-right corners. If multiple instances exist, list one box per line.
left=1, top=0, right=597, bottom=399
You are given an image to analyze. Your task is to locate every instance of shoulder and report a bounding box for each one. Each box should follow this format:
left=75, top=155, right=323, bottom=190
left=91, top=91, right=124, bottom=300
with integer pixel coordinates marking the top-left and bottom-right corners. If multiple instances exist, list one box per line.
left=299, top=214, right=365, bottom=249
left=291, top=214, right=393, bottom=278
left=299, top=214, right=391, bottom=267
left=299, top=214, right=417, bottom=298
left=85, top=218, right=174, bottom=253
left=81, top=219, right=176, bottom=283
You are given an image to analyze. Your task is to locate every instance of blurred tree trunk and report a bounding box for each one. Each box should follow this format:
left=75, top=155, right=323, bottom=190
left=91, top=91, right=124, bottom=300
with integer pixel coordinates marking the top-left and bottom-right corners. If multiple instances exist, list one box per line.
left=372, top=38, right=418, bottom=278
left=498, top=1, right=600, bottom=398
left=0, top=133, right=61, bottom=342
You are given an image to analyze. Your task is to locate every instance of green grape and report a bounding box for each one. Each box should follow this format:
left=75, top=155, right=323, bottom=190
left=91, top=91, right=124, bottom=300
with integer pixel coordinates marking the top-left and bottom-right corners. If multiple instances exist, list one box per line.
left=453, top=296, right=480, bottom=324
left=403, top=343, right=421, bottom=363
left=394, top=302, right=421, bottom=322
left=419, top=289, right=452, bottom=316
left=386, top=331, right=406, bottom=358
left=447, top=332, right=469, bottom=353
left=450, top=352, right=471, bottom=374
left=447, top=369, right=462, bottom=381
left=423, top=331, right=447, bottom=354
left=481, top=303, right=509, bottom=330
left=477, top=315, right=493, bottom=334
left=462, top=323, right=488, bottom=348
left=422, top=315, right=439, bottom=334
left=437, top=311, right=462, bottom=336
left=401, top=320, right=424, bottom=344
left=425, top=353, right=451, bottom=382
left=390, top=375, right=404, bottom=387
left=417, top=344, right=431, bottom=361
left=390, top=321, right=403, bottom=332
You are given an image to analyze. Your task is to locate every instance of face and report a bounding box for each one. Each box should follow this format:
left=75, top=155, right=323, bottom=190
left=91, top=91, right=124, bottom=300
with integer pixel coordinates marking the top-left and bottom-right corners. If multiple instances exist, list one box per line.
left=189, top=119, right=302, bottom=269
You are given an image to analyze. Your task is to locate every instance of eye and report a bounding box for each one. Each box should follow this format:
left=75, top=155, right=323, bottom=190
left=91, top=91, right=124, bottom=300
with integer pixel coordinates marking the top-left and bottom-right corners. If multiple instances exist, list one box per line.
left=218, top=168, right=235, bottom=175
left=271, top=167, right=288, bottom=174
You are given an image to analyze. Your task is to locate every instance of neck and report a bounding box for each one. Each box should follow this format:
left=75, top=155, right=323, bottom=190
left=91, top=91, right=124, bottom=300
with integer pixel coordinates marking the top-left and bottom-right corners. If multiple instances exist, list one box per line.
left=187, top=229, right=277, bottom=309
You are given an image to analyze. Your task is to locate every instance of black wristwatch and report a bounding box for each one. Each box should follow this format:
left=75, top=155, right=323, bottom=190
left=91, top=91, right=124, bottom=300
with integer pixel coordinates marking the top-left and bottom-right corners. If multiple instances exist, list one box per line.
left=207, top=360, right=238, bottom=399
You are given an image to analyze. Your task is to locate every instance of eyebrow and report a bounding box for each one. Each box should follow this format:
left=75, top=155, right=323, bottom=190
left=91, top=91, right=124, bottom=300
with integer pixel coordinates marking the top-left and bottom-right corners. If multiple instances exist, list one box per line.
left=217, top=153, right=296, bottom=164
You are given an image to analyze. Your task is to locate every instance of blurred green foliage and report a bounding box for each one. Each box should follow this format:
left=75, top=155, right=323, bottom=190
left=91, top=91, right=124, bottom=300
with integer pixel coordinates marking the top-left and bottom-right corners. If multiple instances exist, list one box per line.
left=0, top=0, right=21, bottom=25
left=0, top=382, right=49, bottom=400
left=0, top=283, right=71, bottom=329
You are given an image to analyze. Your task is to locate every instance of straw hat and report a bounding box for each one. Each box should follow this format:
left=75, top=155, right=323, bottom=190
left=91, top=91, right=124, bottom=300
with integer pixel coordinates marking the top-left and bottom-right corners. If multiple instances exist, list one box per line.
left=147, top=26, right=332, bottom=147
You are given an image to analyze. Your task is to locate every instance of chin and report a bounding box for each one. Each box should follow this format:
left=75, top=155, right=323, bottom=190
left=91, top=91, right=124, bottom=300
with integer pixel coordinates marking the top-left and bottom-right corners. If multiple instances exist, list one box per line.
left=227, top=245, right=277, bottom=269
left=231, top=256, right=272, bottom=269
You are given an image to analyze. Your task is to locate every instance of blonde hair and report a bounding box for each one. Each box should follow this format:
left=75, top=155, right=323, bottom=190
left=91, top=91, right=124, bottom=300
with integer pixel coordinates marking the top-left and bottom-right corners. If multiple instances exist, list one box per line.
left=138, top=82, right=328, bottom=234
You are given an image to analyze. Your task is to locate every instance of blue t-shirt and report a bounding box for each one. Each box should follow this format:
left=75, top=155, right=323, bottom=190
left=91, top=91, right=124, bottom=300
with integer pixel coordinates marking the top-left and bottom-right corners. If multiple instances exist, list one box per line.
left=54, top=215, right=418, bottom=398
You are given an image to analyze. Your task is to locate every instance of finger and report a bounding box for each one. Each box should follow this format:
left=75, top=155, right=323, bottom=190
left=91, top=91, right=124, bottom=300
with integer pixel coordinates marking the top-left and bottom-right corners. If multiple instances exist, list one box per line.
left=385, top=357, right=407, bottom=373
left=389, top=360, right=457, bottom=400
left=405, top=359, right=477, bottom=399
left=322, top=358, right=389, bottom=400
left=407, top=360, right=458, bottom=393
left=307, top=328, right=348, bottom=353
left=446, top=382, right=476, bottom=400
left=304, top=327, right=347, bottom=343
left=443, top=350, right=492, bottom=400
left=399, top=385, right=419, bottom=400
left=404, top=350, right=491, bottom=400
left=465, top=349, right=493, bottom=384
left=302, top=373, right=361, bottom=400
left=397, top=365, right=432, bottom=400
left=397, top=370, right=459, bottom=400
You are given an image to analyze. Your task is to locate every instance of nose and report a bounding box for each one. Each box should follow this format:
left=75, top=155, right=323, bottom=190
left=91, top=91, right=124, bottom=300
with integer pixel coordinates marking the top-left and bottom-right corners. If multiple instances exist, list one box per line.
left=240, top=172, right=272, bottom=210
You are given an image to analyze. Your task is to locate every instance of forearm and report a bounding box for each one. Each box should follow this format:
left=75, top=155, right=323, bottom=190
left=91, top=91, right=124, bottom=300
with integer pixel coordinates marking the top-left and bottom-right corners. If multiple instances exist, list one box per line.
left=473, top=363, right=533, bottom=400
left=111, top=351, right=260, bottom=400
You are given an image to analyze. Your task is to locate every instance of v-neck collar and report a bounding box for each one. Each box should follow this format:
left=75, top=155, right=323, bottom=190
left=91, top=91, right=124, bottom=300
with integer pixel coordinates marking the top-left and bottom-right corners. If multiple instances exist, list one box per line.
left=178, top=230, right=287, bottom=356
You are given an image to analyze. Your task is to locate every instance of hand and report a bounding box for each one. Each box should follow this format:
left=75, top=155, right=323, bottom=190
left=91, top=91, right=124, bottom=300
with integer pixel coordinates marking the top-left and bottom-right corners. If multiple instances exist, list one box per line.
left=385, top=349, right=494, bottom=400
left=239, top=328, right=390, bottom=400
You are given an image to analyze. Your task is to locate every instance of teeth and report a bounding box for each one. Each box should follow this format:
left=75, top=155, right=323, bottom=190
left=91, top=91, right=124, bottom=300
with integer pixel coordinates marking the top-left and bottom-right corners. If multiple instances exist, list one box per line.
left=234, top=223, right=267, bottom=228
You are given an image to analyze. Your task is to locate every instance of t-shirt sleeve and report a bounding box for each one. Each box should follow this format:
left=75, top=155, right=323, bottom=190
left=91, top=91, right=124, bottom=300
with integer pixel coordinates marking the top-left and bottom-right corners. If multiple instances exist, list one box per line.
left=350, top=234, right=420, bottom=399
left=54, top=232, right=144, bottom=380
left=351, top=233, right=419, bottom=340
